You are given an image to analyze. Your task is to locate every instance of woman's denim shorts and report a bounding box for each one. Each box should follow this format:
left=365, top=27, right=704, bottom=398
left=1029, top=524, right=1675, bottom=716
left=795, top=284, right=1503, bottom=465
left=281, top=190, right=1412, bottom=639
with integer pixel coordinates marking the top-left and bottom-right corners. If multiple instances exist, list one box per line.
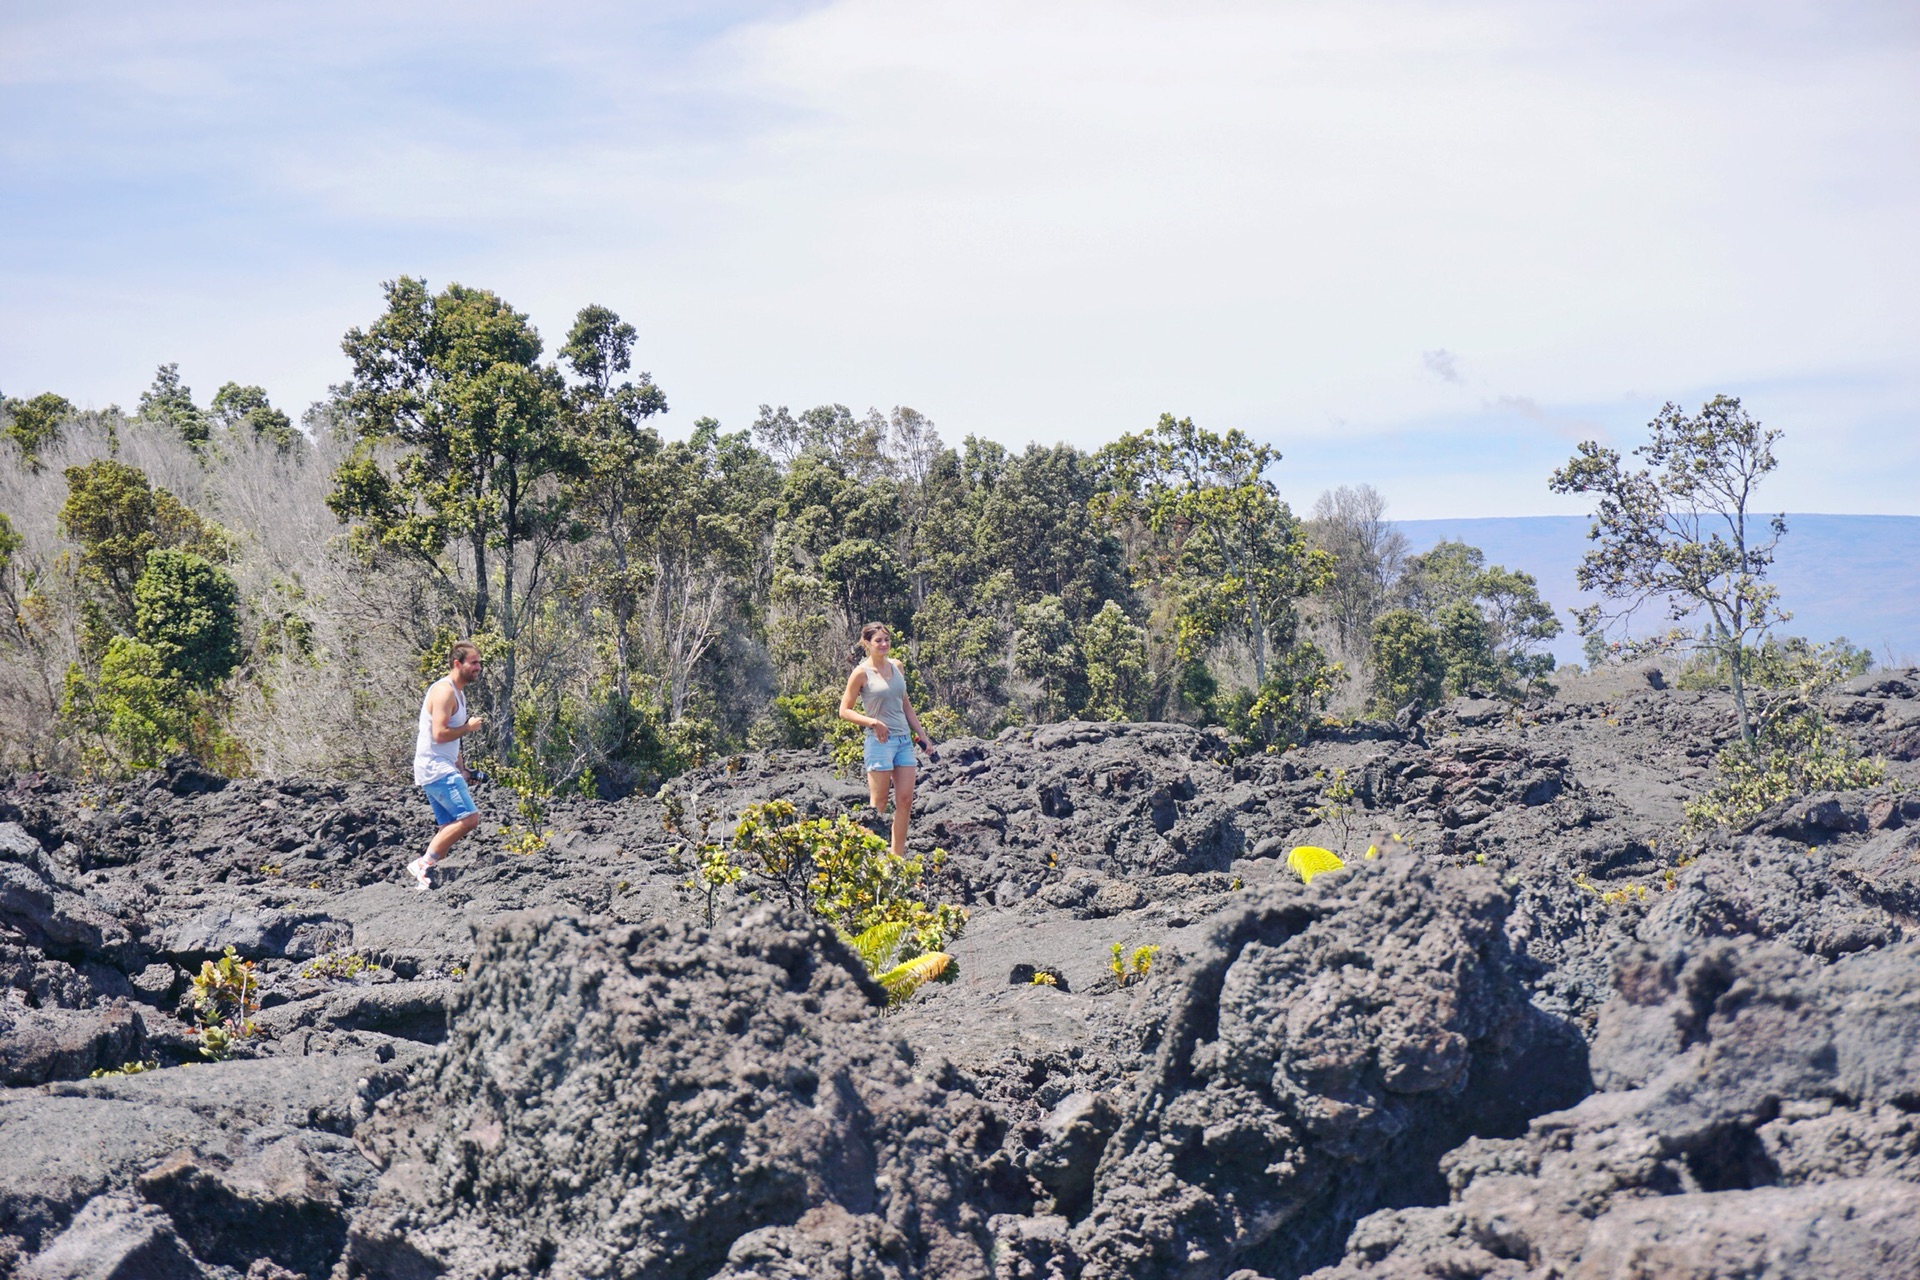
left=863, top=733, right=917, bottom=773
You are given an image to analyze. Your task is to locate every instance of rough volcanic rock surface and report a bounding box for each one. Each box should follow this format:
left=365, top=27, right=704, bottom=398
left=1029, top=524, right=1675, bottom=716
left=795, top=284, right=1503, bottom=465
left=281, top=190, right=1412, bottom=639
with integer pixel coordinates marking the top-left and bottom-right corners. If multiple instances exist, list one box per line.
left=1067, top=860, right=1590, bottom=1280
left=0, top=666, right=1917, bottom=1277
left=345, top=909, right=1016, bottom=1280
left=1311, top=937, right=1920, bottom=1279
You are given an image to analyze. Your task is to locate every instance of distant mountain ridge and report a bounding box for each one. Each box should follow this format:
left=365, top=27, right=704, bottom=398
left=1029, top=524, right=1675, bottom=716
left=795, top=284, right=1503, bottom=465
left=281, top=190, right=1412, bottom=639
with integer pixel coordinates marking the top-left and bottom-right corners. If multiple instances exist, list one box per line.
left=1392, top=514, right=1920, bottom=668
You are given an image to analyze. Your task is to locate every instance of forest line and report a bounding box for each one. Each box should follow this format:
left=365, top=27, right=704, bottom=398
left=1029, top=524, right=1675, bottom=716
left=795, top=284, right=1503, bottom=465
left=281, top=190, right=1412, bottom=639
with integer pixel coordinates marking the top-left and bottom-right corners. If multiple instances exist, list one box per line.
left=0, top=278, right=1562, bottom=794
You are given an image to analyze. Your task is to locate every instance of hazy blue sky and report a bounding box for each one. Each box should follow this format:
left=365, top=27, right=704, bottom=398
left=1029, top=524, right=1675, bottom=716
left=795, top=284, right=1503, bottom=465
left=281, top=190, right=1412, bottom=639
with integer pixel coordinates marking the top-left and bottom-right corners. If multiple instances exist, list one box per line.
left=3, top=0, right=1915, bottom=517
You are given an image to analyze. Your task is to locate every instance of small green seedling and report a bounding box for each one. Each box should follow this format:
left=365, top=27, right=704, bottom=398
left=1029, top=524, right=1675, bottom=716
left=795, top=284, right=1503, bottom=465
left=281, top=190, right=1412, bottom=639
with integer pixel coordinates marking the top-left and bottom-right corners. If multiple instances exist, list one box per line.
left=89, top=1059, right=160, bottom=1079
left=301, top=951, right=380, bottom=981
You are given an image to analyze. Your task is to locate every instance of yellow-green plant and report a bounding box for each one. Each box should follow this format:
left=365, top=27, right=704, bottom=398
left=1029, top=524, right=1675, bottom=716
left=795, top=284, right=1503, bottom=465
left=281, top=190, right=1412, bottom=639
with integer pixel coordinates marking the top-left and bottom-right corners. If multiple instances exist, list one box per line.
left=1030, top=970, right=1058, bottom=987
left=301, top=951, right=380, bottom=981
left=1110, top=942, right=1160, bottom=987
left=1309, top=767, right=1358, bottom=855
left=1684, top=704, right=1886, bottom=837
left=729, top=801, right=967, bottom=953
left=680, top=801, right=968, bottom=976
left=188, top=946, right=259, bottom=1060
left=686, top=842, right=745, bottom=926
left=845, top=919, right=956, bottom=1006
left=502, top=825, right=550, bottom=856
left=1575, top=877, right=1651, bottom=907
left=89, top=1058, right=160, bottom=1078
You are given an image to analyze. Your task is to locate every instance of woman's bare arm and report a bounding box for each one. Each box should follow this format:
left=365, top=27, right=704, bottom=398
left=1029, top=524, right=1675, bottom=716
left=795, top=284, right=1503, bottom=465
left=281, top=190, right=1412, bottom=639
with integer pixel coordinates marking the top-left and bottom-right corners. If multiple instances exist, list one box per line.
left=898, top=662, right=930, bottom=746
left=839, top=667, right=884, bottom=735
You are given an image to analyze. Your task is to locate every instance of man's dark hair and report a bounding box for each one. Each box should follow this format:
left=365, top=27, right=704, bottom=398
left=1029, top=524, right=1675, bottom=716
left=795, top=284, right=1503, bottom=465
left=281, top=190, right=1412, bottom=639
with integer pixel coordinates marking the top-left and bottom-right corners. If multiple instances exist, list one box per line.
left=450, top=640, right=481, bottom=665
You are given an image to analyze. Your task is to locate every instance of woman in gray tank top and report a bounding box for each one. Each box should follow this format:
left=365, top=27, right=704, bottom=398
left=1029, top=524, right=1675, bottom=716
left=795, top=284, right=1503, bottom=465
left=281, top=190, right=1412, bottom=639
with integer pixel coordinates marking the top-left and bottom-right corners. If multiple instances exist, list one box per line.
left=838, top=621, right=935, bottom=859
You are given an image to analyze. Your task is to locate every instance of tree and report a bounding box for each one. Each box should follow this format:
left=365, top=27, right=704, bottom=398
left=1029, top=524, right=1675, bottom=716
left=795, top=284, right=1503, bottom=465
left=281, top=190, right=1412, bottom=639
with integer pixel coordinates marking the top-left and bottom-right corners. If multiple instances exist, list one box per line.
left=329, top=277, right=586, bottom=761
left=1080, top=600, right=1149, bottom=721
left=636, top=420, right=766, bottom=722
left=1435, top=600, right=1499, bottom=696
left=133, top=549, right=241, bottom=689
left=0, top=511, right=50, bottom=673
left=209, top=383, right=299, bottom=450
left=1309, top=484, right=1409, bottom=658
left=1550, top=395, right=1784, bottom=747
left=752, top=403, right=886, bottom=479
left=907, top=588, right=1007, bottom=724
left=0, top=514, right=19, bottom=613
left=1013, top=595, right=1081, bottom=721
left=1475, top=564, right=1561, bottom=687
left=59, top=460, right=226, bottom=640
left=1394, top=540, right=1560, bottom=694
left=1369, top=609, right=1445, bottom=714
left=883, top=407, right=943, bottom=611
left=979, top=444, right=1130, bottom=625
left=2, top=392, right=74, bottom=470
left=559, top=303, right=670, bottom=739
left=768, top=450, right=905, bottom=682
left=1396, top=540, right=1486, bottom=616
left=138, top=364, right=209, bottom=450
left=1099, top=415, right=1332, bottom=736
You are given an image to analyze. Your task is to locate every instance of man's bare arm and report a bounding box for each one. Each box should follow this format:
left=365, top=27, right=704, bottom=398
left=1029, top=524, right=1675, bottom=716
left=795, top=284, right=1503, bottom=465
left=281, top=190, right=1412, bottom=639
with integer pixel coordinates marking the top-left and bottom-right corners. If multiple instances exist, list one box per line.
left=429, top=683, right=484, bottom=744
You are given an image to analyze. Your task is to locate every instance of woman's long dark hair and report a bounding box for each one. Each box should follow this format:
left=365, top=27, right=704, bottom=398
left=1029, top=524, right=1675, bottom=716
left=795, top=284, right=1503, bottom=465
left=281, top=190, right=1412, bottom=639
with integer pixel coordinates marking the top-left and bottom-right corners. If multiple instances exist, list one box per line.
left=849, top=621, right=890, bottom=667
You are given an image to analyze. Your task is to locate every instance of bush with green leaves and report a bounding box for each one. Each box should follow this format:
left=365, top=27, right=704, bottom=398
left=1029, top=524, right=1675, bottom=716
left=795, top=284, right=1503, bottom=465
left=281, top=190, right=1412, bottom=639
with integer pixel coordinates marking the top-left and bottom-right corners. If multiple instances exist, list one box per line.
left=1369, top=609, right=1445, bottom=714
left=672, top=799, right=967, bottom=996
left=1684, top=704, right=1886, bottom=836
left=764, top=689, right=839, bottom=748
left=1080, top=600, right=1150, bottom=721
left=59, top=458, right=228, bottom=644
left=133, top=548, right=241, bottom=689
left=1435, top=600, right=1500, bottom=697
left=1676, top=635, right=1886, bottom=836
left=1674, top=635, right=1872, bottom=693
left=60, top=636, right=197, bottom=769
left=188, top=946, right=260, bottom=1060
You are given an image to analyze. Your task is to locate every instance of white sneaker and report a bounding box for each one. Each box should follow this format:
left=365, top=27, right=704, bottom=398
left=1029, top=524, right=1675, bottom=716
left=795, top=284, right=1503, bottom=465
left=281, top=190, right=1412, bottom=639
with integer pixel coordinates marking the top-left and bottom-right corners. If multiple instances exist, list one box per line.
left=407, top=855, right=435, bottom=892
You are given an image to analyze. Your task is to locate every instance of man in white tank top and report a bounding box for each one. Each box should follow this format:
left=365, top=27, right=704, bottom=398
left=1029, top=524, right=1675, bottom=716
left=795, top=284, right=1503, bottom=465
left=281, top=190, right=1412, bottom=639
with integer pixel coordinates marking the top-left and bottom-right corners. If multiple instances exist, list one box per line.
left=407, top=642, right=486, bottom=891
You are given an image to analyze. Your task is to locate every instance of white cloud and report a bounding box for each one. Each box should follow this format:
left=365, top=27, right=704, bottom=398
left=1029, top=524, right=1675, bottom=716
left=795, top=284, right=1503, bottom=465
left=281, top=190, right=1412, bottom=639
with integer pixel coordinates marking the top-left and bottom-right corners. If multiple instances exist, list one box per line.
left=0, top=0, right=1915, bottom=516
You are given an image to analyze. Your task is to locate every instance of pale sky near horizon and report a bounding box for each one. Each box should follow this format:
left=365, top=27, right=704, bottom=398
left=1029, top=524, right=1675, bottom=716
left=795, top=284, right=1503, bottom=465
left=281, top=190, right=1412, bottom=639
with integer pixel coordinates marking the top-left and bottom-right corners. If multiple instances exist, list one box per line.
left=2, top=0, right=1915, bottom=519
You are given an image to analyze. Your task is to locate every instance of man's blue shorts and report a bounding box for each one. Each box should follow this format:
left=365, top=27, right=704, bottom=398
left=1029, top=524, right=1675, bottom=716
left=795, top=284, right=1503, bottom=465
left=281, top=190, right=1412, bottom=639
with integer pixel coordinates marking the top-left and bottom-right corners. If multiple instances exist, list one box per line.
left=863, top=732, right=917, bottom=773
left=422, top=774, right=479, bottom=826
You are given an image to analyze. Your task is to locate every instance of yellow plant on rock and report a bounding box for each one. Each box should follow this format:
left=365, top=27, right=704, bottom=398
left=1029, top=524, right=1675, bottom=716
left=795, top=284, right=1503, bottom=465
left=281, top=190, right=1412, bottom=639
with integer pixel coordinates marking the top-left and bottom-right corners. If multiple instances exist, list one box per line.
left=1289, top=845, right=1345, bottom=884
left=1110, top=942, right=1160, bottom=986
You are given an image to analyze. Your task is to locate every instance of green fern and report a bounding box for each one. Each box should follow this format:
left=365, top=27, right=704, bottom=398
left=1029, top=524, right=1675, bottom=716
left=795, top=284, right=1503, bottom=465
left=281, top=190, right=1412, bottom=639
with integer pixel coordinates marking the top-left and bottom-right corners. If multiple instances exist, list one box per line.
left=877, top=951, right=953, bottom=1005
left=847, top=920, right=911, bottom=972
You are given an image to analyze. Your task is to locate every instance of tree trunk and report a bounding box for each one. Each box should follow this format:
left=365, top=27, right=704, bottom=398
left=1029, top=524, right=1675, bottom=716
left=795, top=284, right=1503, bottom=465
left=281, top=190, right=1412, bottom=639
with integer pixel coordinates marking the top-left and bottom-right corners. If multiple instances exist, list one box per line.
left=499, top=524, right=518, bottom=764
left=1721, top=621, right=1755, bottom=751
left=471, top=533, right=490, bottom=632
